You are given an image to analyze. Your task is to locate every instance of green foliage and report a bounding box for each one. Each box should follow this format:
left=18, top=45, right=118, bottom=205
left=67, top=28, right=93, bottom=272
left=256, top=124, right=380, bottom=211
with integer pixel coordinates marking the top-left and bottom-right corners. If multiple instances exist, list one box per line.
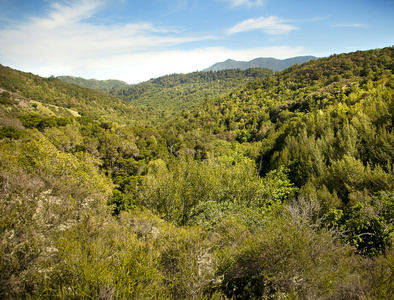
left=110, top=68, right=273, bottom=123
left=0, top=131, right=113, bottom=298
left=136, top=154, right=295, bottom=226
left=217, top=219, right=362, bottom=299
left=158, top=225, right=216, bottom=299
left=43, top=219, right=169, bottom=299
left=0, top=91, right=16, bottom=105
left=107, top=189, right=135, bottom=215
left=343, top=202, right=391, bottom=256
left=57, top=75, right=130, bottom=92
left=17, top=113, right=73, bottom=130
left=324, top=191, right=394, bottom=256
left=0, top=126, right=25, bottom=139
left=362, top=250, right=394, bottom=299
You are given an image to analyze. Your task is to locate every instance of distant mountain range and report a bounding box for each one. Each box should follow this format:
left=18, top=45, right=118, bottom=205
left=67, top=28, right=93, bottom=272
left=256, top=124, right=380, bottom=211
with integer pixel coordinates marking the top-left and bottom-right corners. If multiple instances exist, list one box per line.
left=204, top=56, right=318, bottom=72
left=56, top=56, right=317, bottom=94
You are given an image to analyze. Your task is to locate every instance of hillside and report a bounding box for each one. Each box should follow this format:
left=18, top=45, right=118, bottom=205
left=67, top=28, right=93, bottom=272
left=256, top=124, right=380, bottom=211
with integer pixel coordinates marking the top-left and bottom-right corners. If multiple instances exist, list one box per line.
left=204, top=55, right=318, bottom=72
left=108, top=68, right=274, bottom=122
left=57, top=76, right=130, bottom=93
left=175, top=47, right=394, bottom=175
left=0, top=64, right=155, bottom=126
left=1, top=47, right=394, bottom=299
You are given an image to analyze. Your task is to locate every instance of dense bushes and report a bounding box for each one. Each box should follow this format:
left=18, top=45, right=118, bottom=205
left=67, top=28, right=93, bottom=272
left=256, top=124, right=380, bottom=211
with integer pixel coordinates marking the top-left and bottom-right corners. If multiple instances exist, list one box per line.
left=135, top=155, right=296, bottom=226
left=218, top=220, right=362, bottom=299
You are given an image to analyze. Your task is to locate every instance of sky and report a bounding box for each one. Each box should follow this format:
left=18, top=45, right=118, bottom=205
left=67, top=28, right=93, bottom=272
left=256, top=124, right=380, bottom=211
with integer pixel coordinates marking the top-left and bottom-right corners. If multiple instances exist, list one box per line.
left=0, top=0, right=393, bottom=84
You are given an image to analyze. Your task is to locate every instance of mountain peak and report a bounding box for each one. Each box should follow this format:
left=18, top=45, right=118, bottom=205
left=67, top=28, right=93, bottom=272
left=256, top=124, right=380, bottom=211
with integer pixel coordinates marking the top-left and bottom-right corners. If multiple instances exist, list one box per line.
left=204, top=56, right=318, bottom=72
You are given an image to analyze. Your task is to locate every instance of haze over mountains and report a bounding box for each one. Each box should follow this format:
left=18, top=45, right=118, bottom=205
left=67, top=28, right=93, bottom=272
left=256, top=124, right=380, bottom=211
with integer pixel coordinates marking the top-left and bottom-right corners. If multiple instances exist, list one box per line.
left=57, top=56, right=318, bottom=90
left=204, top=56, right=318, bottom=72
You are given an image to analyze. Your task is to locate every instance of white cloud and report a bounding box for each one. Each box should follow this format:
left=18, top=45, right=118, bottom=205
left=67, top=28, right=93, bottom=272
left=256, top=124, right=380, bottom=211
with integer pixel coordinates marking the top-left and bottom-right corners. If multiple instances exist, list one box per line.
left=32, top=0, right=104, bottom=30
left=0, top=0, right=214, bottom=81
left=0, top=0, right=306, bottom=84
left=221, top=0, right=264, bottom=9
left=228, top=16, right=298, bottom=35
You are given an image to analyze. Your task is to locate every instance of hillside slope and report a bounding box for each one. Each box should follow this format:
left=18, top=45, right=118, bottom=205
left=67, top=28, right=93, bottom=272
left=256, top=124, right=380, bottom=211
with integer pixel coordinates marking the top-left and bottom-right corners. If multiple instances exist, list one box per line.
left=57, top=76, right=130, bottom=93
left=109, top=68, right=273, bottom=122
left=172, top=46, right=394, bottom=204
left=0, top=64, right=154, bottom=126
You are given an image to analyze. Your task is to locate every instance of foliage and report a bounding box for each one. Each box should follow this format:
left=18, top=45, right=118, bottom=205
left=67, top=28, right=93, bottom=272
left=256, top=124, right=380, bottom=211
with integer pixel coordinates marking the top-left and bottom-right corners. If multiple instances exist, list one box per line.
left=109, top=68, right=274, bottom=123
left=135, top=154, right=295, bottom=226
left=0, top=131, right=113, bottom=298
left=57, top=75, right=130, bottom=92
left=217, top=219, right=364, bottom=299
left=0, top=91, right=16, bottom=105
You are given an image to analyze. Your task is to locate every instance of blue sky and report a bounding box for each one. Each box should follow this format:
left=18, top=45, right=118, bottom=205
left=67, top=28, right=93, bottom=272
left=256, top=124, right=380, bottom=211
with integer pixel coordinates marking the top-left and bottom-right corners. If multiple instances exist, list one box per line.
left=0, top=0, right=393, bottom=83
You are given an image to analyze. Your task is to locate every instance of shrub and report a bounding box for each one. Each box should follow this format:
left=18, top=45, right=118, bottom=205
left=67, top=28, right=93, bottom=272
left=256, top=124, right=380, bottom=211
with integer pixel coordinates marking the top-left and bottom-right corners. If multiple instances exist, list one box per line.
left=218, top=220, right=364, bottom=299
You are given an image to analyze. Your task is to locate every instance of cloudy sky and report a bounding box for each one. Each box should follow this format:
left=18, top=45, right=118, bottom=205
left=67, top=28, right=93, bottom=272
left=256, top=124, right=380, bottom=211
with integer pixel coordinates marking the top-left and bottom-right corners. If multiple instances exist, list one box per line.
left=0, top=0, right=393, bottom=84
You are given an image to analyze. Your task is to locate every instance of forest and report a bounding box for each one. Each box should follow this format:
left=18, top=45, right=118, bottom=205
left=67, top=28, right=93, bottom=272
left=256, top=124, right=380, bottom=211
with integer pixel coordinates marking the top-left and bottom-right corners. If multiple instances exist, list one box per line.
left=0, top=46, right=393, bottom=299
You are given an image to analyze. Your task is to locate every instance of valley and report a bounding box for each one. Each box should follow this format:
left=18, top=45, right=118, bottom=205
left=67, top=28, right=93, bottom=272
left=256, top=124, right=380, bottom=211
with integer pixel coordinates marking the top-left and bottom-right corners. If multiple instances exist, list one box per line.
left=0, top=47, right=393, bottom=299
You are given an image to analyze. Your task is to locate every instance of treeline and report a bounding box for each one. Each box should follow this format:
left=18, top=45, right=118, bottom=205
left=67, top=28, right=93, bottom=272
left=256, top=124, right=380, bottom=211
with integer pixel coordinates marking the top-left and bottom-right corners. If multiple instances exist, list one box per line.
left=57, top=76, right=130, bottom=93
left=0, top=47, right=394, bottom=299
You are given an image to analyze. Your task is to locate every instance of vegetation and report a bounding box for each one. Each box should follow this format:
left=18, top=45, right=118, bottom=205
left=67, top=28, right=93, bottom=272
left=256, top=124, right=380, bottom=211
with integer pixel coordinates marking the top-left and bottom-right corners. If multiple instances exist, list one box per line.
left=108, top=68, right=274, bottom=123
left=0, top=65, right=156, bottom=126
left=57, top=68, right=274, bottom=124
left=0, top=46, right=394, bottom=299
left=57, top=76, right=130, bottom=93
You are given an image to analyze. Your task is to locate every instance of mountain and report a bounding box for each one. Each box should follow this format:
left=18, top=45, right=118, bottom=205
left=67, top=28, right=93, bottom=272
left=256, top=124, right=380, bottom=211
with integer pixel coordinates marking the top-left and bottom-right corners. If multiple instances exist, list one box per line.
left=57, top=76, right=130, bottom=92
left=204, top=56, right=318, bottom=72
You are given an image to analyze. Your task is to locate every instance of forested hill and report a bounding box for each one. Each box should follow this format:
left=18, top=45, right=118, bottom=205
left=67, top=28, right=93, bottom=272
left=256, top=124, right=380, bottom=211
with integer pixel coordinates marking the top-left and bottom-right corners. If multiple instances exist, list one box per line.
left=0, top=64, right=155, bottom=126
left=175, top=47, right=394, bottom=148
left=204, top=55, right=317, bottom=72
left=108, top=68, right=273, bottom=122
left=171, top=46, right=394, bottom=212
left=1, top=47, right=394, bottom=299
left=56, top=76, right=130, bottom=93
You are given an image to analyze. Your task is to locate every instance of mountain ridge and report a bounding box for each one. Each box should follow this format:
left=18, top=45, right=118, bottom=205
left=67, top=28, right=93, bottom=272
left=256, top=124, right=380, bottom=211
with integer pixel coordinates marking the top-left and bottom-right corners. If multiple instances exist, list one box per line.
left=204, top=55, right=318, bottom=72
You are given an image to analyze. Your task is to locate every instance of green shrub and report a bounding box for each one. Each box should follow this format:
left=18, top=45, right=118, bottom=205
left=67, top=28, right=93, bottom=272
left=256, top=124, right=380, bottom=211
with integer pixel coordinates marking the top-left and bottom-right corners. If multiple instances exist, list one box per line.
left=218, top=220, right=363, bottom=299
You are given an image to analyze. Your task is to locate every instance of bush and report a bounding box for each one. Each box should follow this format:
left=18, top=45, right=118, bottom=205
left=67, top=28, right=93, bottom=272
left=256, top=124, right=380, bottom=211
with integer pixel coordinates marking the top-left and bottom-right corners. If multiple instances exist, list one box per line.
left=218, top=220, right=364, bottom=299
left=137, top=156, right=295, bottom=225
